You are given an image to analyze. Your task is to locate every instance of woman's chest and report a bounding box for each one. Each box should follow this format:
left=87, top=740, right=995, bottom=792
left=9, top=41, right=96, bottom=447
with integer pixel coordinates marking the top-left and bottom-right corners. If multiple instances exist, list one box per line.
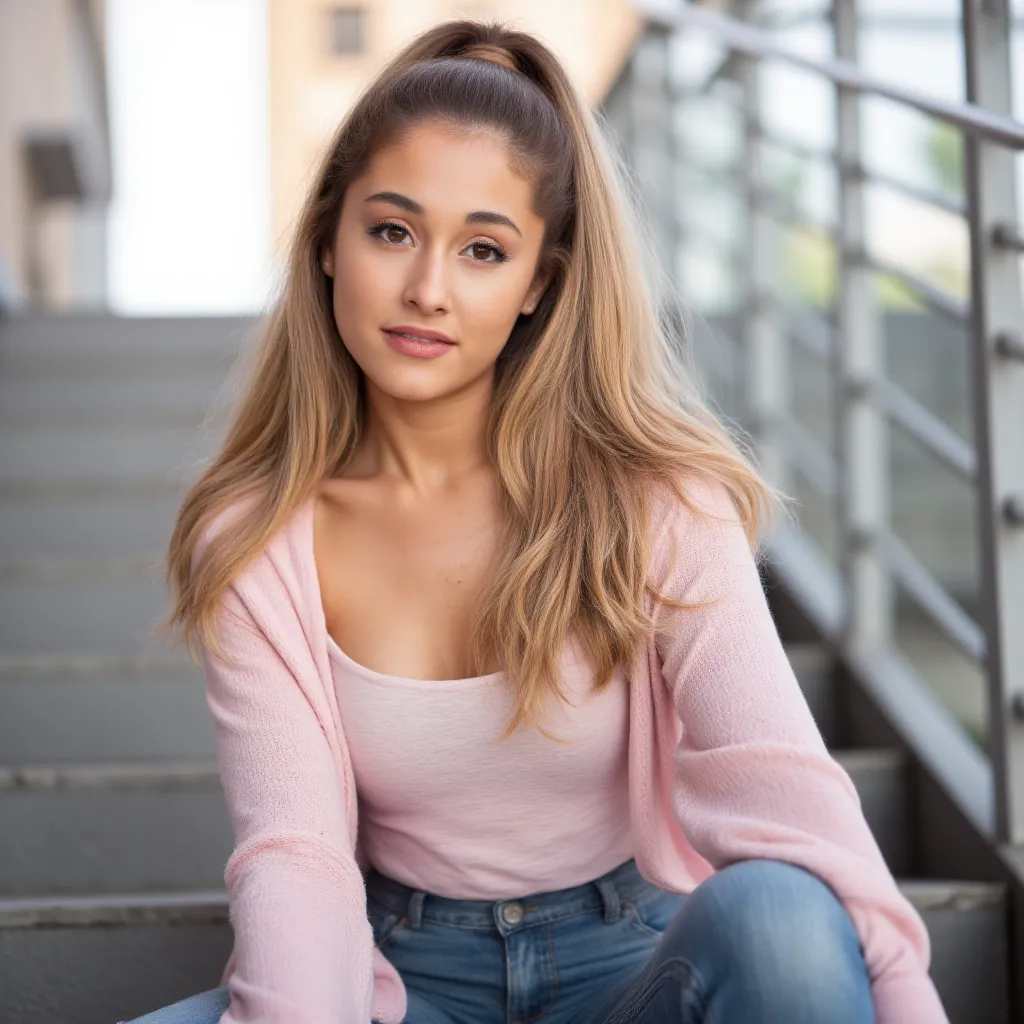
left=314, top=479, right=503, bottom=679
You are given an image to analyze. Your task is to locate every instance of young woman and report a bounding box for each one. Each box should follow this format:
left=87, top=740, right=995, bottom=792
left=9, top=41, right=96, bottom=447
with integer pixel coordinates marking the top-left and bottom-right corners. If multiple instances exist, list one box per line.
left=133, top=19, right=947, bottom=1024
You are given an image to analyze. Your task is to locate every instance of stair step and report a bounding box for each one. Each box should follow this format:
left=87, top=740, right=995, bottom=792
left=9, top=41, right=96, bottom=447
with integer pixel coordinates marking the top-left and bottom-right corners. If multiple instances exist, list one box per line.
left=901, top=880, right=1009, bottom=1024
left=0, top=313, right=253, bottom=369
left=0, top=878, right=1005, bottom=1024
left=787, top=642, right=842, bottom=746
left=0, top=374, right=229, bottom=428
left=0, top=763, right=231, bottom=897
left=831, top=748, right=911, bottom=875
left=0, top=749, right=905, bottom=899
left=0, top=425, right=223, bottom=486
left=0, top=573, right=174, bottom=655
left=0, top=493, right=183, bottom=559
left=0, top=892, right=232, bottom=1024
left=0, top=664, right=213, bottom=763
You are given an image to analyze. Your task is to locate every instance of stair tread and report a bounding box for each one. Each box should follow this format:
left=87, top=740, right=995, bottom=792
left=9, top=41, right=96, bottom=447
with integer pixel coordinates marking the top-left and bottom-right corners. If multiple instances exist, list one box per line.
left=0, top=874, right=1003, bottom=928
left=0, top=652, right=194, bottom=674
left=831, top=747, right=907, bottom=766
left=0, top=889, right=228, bottom=928
left=0, top=760, right=219, bottom=791
left=896, top=878, right=1008, bottom=908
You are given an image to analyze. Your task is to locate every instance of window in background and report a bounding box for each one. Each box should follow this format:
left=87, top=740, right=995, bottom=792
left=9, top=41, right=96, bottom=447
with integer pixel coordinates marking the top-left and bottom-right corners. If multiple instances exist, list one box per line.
left=106, top=0, right=272, bottom=315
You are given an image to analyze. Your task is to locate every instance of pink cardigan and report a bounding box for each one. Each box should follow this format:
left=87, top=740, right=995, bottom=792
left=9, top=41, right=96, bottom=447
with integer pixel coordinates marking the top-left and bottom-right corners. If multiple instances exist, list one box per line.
left=196, top=479, right=948, bottom=1023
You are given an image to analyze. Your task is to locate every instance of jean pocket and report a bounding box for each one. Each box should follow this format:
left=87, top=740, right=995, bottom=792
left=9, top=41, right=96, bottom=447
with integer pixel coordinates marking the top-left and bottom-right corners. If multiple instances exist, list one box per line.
left=623, top=890, right=686, bottom=939
left=366, top=895, right=408, bottom=950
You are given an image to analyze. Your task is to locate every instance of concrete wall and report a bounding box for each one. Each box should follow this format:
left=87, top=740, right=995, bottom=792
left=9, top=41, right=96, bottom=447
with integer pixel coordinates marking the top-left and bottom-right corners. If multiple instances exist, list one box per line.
left=0, top=0, right=109, bottom=310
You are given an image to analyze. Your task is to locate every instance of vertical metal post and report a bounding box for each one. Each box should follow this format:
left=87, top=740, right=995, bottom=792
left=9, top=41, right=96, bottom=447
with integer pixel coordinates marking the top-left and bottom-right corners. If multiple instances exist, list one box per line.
left=736, top=3, right=789, bottom=489
left=628, top=31, right=665, bottom=258
left=961, top=0, right=1024, bottom=845
left=658, top=26, right=692, bottom=368
left=625, top=47, right=643, bottom=186
left=662, top=29, right=682, bottom=292
left=647, top=28, right=675, bottom=275
left=833, top=0, right=892, bottom=651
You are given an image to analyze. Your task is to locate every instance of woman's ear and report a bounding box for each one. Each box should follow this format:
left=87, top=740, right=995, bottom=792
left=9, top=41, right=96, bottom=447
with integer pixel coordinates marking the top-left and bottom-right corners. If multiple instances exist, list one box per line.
left=321, top=246, right=334, bottom=278
left=521, top=267, right=552, bottom=315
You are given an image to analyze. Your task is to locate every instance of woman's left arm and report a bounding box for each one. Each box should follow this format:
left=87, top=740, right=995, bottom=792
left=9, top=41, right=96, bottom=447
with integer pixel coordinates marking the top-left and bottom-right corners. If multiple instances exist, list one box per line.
left=652, top=479, right=948, bottom=1024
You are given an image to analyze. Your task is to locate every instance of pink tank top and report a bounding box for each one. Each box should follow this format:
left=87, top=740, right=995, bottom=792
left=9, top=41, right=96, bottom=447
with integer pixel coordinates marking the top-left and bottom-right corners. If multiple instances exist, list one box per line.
left=329, top=632, right=634, bottom=900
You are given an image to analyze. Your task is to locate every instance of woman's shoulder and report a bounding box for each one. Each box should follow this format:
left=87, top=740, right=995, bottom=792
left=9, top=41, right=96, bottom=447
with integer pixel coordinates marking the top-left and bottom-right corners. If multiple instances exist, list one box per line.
left=193, top=492, right=317, bottom=594
left=647, top=472, right=742, bottom=540
left=645, top=472, right=757, bottom=585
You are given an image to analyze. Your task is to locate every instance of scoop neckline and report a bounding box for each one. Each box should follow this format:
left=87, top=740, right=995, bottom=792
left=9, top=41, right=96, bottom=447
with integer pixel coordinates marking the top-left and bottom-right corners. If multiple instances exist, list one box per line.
left=307, top=496, right=506, bottom=688
left=324, top=628, right=505, bottom=688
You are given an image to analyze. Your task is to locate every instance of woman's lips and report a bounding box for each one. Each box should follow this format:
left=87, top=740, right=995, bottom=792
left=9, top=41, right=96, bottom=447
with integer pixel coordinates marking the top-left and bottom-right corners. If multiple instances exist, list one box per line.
left=382, top=329, right=456, bottom=359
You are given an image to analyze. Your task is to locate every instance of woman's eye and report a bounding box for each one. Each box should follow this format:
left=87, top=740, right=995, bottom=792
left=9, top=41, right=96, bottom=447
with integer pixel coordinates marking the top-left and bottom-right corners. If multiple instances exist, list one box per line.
left=465, top=242, right=507, bottom=263
left=369, top=222, right=410, bottom=245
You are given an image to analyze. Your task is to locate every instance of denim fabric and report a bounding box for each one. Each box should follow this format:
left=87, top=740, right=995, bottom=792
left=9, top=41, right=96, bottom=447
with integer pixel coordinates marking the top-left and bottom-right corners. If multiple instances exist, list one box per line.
left=121, top=986, right=230, bottom=1024
left=122, top=857, right=874, bottom=1024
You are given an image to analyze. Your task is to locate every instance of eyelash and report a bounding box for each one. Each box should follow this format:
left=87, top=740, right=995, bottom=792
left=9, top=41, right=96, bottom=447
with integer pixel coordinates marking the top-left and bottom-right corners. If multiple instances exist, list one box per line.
left=366, top=220, right=510, bottom=263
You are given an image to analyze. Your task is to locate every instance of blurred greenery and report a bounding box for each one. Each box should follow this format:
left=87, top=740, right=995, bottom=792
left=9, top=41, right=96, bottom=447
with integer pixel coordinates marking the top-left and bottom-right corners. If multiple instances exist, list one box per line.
left=925, top=120, right=964, bottom=197
left=782, top=228, right=926, bottom=311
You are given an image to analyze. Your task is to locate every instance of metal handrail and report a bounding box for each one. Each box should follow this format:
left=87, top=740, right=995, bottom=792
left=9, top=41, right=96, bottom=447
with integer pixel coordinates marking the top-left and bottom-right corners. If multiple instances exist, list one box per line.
left=993, top=224, right=1024, bottom=254
left=856, top=251, right=970, bottom=325
left=756, top=189, right=837, bottom=238
left=613, top=0, right=1024, bottom=850
left=864, top=375, right=977, bottom=482
left=865, top=526, right=988, bottom=664
left=754, top=126, right=835, bottom=165
left=775, top=413, right=840, bottom=497
left=740, top=122, right=965, bottom=221
left=638, top=0, right=1024, bottom=148
left=777, top=300, right=837, bottom=361
left=862, top=168, right=966, bottom=219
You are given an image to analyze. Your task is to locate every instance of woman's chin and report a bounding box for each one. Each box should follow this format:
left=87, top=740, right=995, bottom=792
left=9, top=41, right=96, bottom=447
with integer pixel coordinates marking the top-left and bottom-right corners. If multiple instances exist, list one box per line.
left=364, top=369, right=461, bottom=405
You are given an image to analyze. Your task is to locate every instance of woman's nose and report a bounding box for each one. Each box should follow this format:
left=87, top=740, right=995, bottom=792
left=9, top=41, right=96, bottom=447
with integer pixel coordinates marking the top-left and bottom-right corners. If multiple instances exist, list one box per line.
left=401, top=247, right=451, bottom=313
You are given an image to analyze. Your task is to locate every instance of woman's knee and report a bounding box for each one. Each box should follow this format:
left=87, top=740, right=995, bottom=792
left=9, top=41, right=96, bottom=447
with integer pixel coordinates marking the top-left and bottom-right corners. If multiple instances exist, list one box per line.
left=662, top=859, right=870, bottom=1003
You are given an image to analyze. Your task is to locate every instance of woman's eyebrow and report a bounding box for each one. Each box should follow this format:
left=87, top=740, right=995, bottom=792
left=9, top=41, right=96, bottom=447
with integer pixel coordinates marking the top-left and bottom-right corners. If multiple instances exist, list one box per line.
left=465, top=210, right=521, bottom=237
left=364, top=191, right=522, bottom=237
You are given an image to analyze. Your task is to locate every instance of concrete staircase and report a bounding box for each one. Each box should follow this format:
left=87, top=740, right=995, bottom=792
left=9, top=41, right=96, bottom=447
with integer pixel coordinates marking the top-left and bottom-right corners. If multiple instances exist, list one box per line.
left=0, top=314, right=1012, bottom=1023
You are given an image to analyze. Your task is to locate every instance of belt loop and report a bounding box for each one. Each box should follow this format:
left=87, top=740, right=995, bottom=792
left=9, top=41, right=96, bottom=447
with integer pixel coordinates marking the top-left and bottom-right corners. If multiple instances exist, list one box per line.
left=595, top=877, right=621, bottom=924
left=407, top=889, right=426, bottom=929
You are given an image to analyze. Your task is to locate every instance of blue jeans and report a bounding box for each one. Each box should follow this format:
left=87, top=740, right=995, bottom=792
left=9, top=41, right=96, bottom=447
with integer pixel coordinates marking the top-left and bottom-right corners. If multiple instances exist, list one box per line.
left=124, top=857, right=874, bottom=1023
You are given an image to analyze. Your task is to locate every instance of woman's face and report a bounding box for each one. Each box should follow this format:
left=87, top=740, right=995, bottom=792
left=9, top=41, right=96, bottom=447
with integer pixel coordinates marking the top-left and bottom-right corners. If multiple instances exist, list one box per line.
left=322, top=122, right=550, bottom=404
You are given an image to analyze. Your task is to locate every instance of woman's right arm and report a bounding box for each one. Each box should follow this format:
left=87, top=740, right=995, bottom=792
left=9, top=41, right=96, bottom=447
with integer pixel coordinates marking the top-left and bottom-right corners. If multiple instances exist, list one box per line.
left=203, top=579, right=376, bottom=1024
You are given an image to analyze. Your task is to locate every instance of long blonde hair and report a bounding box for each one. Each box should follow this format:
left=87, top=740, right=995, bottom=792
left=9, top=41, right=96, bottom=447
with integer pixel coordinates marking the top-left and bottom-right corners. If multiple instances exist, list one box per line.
left=164, top=19, right=771, bottom=736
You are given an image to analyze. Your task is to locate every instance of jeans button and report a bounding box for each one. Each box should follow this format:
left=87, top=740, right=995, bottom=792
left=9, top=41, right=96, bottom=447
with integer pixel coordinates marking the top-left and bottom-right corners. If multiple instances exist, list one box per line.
left=501, top=901, right=525, bottom=925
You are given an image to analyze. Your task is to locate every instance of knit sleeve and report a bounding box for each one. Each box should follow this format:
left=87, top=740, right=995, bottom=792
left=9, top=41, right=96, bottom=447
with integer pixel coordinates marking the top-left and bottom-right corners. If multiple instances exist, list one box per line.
left=201, top=574, right=376, bottom=1024
left=651, top=478, right=949, bottom=1024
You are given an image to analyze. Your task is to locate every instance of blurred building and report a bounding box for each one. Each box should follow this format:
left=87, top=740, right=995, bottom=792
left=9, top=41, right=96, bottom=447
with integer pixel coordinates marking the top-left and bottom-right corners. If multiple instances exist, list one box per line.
left=267, top=0, right=641, bottom=257
left=0, top=0, right=639, bottom=312
left=0, top=0, right=111, bottom=310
